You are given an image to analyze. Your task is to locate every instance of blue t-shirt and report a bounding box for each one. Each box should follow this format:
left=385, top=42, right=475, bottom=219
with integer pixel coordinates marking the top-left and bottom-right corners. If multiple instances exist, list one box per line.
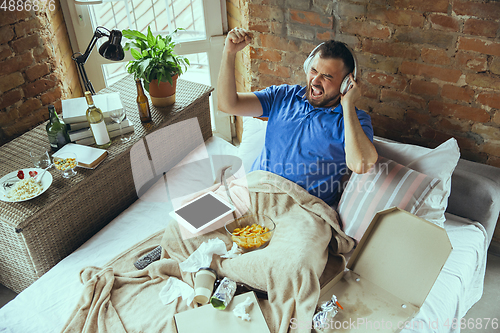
left=251, top=84, right=374, bottom=205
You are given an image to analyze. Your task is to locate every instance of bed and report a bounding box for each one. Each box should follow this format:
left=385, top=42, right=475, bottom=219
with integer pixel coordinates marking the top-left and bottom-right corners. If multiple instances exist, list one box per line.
left=0, top=116, right=498, bottom=333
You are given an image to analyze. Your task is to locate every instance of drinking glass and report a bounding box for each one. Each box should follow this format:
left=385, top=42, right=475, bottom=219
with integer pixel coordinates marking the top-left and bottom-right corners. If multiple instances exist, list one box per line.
left=29, top=148, right=52, bottom=169
left=54, top=152, right=78, bottom=178
left=110, top=109, right=131, bottom=143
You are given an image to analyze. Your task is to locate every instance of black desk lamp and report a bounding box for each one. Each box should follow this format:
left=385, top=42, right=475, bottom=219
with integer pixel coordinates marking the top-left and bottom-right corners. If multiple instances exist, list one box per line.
left=72, top=26, right=124, bottom=95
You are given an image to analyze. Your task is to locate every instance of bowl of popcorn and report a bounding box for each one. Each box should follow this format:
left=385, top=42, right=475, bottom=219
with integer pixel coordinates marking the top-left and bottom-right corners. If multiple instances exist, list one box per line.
left=53, top=152, right=78, bottom=178
left=224, top=214, right=275, bottom=252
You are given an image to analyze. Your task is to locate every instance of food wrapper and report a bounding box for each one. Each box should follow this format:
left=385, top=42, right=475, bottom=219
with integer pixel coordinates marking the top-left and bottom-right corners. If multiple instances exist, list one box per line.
left=210, top=277, right=237, bottom=310
left=313, top=294, right=343, bottom=330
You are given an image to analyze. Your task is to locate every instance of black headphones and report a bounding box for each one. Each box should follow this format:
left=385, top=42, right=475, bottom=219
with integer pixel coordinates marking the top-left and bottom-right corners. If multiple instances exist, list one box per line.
left=303, top=42, right=358, bottom=95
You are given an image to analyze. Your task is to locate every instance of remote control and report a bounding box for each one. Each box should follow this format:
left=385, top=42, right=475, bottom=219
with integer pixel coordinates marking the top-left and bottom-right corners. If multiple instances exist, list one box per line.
left=134, top=245, right=162, bottom=270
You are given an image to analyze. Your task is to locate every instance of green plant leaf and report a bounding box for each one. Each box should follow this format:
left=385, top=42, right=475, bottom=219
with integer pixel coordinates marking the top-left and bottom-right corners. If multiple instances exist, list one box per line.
left=125, top=61, right=134, bottom=74
left=163, top=53, right=174, bottom=63
left=161, top=69, right=173, bottom=85
left=122, top=29, right=147, bottom=41
left=138, top=58, right=151, bottom=77
left=147, top=26, right=156, bottom=48
left=124, top=26, right=189, bottom=82
left=157, top=38, right=166, bottom=50
left=124, top=40, right=147, bottom=52
left=138, top=40, right=148, bottom=50
left=145, top=65, right=154, bottom=83
left=164, top=33, right=171, bottom=44
left=130, top=48, right=142, bottom=60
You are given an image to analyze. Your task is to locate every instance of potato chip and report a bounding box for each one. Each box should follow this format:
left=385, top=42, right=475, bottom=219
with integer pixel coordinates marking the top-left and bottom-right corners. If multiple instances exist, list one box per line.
left=231, top=223, right=271, bottom=249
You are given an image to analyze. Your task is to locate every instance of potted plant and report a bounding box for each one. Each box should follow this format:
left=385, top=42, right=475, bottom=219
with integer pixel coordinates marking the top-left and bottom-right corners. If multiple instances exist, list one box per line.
left=122, top=27, right=190, bottom=107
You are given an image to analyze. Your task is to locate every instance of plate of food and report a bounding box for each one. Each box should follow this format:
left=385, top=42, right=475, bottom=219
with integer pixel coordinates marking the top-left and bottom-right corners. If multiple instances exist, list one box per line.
left=0, top=168, right=53, bottom=202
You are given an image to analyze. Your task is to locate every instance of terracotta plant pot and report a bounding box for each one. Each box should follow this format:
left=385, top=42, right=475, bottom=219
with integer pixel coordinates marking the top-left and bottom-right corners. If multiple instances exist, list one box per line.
left=148, top=74, right=178, bottom=107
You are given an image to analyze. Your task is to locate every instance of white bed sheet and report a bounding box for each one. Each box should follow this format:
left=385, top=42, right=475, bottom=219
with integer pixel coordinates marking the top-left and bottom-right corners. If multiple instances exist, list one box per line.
left=0, top=136, right=487, bottom=333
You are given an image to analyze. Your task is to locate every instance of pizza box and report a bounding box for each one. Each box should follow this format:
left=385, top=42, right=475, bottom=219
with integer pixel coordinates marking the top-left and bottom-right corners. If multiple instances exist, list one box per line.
left=317, top=207, right=452, bottom=332
left=174, top=291, right=270, bottom=333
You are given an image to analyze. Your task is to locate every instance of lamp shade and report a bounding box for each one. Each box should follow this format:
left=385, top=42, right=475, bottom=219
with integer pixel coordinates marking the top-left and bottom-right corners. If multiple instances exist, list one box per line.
left=99, top=30, right=124, bottom=61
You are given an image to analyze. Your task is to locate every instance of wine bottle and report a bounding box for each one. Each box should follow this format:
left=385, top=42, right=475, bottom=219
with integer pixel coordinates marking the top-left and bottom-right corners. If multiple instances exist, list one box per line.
left=85, top=91, right=111, bottom=149
left=46, top=105, right=70, bottom=152
left=136, top=78, right=152, bottom=123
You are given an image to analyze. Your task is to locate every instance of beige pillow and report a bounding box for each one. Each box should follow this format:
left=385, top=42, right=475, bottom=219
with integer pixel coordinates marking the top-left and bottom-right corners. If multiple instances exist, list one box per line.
left=338, top=157, right=440, bottom=241
left=372, top=137, right=461, bottom=227
left=237, top=117, right=268, bottom=173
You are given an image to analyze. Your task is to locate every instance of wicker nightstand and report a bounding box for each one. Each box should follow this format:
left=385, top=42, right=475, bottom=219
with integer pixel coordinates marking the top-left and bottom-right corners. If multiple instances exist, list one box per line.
left=0, top=76, right=213, bottom=293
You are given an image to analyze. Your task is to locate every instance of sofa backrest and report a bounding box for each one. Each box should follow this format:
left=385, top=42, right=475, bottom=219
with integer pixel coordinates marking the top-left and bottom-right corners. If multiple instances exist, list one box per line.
left=448, top=159, right=500, bottom=245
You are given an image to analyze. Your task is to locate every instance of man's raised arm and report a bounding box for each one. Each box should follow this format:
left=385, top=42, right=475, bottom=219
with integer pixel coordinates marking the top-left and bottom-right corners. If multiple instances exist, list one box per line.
left=217, top=28, right=263, bottom=117
left=341, top=74, right=378, bottom=174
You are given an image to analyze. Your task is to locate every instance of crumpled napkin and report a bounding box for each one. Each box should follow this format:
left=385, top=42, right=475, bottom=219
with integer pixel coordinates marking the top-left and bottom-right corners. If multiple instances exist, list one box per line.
left=179, top=238, right=241, bottom=272
left=221, top=242, right=243, bottom=259
left=160, top=238, right=242, bottom=307
left=233, top=296, right=253, bottom=321
left=159, top=277, right=195, bottom=306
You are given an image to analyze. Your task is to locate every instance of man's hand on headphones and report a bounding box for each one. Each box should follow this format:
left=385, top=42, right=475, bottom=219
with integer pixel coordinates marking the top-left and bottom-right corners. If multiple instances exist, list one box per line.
left=341, top=73, right=361, bottom=109
left=225, top=28, right=253, bottom=54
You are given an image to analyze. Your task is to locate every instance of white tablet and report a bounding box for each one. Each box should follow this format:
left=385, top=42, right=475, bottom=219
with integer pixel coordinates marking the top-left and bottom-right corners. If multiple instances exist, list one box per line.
left=169, top=192, right=235, bottom=234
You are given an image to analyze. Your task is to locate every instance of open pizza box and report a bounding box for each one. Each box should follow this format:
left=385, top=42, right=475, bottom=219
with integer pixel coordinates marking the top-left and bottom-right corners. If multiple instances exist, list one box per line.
left=317, top=207, right=452, bottom=332
left=174, top=291, right=270, bottom=333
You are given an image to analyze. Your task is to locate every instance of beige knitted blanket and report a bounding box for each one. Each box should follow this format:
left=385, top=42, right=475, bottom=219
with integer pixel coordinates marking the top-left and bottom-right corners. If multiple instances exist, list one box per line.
left=61, top=171, right=355, bottom=333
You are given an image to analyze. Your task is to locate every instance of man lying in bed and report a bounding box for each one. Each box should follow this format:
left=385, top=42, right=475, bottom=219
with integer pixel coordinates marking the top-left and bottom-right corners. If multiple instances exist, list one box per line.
left=54, top=33, right=379, bottom=333
left=218, top=28, right=378, bottom=205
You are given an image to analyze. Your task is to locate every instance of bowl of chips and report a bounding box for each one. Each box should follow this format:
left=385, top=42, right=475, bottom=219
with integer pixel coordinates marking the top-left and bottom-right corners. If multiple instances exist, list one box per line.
left=224, top=214, right=275, bottom=252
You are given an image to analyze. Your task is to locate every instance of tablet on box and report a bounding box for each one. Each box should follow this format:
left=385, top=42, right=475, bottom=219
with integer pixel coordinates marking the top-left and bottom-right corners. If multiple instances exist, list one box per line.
left=170, top=192, right=235, bottom=234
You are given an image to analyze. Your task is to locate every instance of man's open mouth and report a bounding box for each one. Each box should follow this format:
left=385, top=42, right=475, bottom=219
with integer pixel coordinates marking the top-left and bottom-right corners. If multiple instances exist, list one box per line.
left=310, top=85, right=323, bottom=99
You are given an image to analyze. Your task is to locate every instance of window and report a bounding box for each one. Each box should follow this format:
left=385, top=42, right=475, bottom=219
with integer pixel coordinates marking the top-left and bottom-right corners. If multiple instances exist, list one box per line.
left=61, top=0, right=231, bottom=140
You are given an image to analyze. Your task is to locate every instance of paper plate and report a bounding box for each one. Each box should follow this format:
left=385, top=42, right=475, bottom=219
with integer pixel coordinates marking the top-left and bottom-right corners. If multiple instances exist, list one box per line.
left=0, top=168, right=53, bottom=202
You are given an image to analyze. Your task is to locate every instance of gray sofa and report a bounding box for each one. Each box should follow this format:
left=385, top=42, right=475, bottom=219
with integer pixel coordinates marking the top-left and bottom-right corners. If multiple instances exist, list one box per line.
left=1, top=121, right=499, bottom=332
left=447, top=158, right=500, bottom=247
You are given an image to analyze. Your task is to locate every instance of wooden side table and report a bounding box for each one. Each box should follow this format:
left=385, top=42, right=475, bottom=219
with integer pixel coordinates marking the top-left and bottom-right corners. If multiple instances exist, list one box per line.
left=0, top=76, right=213, bottom=293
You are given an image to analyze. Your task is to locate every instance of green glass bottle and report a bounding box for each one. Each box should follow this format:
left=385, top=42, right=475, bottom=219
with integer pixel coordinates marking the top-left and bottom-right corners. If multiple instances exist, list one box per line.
left=46, top=105, right=71, bottom=152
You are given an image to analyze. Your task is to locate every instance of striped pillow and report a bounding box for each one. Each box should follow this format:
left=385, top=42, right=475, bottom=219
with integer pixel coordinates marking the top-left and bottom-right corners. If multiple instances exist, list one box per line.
left=338, top=157, right=440, bottom=242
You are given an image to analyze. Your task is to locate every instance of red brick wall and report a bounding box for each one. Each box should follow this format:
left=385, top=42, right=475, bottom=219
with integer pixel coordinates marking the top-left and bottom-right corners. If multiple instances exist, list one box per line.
left=228, top=0, right=500, bottom=169
left=0, top=1, right=82, bottom=145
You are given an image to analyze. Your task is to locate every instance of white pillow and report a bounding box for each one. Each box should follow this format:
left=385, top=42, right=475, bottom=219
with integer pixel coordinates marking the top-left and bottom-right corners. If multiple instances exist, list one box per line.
left=373, top=137, right=461, bottom=227
left=237, top=117, right=267, bottom=173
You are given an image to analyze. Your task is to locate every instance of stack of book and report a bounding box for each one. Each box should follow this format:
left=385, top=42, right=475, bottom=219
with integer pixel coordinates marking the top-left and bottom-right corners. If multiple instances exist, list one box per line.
left=61, top=92, right=135, bottom=146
